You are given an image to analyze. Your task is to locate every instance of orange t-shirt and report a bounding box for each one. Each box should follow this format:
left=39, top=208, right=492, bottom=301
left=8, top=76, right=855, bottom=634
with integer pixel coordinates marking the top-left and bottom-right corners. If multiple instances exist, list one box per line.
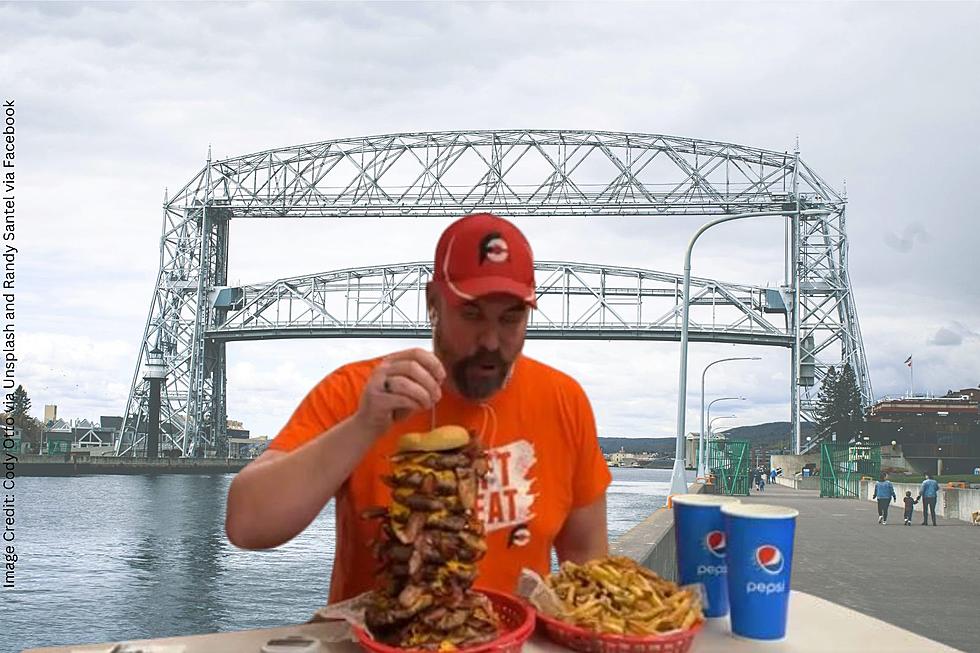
left=268, top=353, right=612, bottom=603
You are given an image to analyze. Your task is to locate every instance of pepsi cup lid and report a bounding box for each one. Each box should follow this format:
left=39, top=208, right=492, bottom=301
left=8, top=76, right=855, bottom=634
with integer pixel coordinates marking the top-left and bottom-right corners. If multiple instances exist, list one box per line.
left=671, top=494, right=741, bottom=507
left=721, top=503, right=799, bottom=519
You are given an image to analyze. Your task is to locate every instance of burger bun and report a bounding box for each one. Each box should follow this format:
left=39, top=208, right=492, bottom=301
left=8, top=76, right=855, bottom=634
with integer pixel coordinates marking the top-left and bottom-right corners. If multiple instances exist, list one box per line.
left=398, top=425, right=471, bottom=452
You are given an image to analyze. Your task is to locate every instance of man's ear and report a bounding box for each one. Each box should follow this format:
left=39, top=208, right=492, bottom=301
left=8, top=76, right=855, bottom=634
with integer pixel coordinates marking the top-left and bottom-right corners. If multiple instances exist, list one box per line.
left=425, top=282, right=439, bottom=326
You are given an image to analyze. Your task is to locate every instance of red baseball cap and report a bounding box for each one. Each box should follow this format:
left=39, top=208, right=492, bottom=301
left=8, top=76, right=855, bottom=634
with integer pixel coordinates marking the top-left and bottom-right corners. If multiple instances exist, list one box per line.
left=432, top=212, right=537, bottom=308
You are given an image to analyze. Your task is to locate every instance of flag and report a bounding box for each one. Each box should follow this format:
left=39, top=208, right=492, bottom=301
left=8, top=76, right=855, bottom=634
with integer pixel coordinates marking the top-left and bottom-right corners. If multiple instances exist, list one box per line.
left=904, top=355, right=912, bottom=367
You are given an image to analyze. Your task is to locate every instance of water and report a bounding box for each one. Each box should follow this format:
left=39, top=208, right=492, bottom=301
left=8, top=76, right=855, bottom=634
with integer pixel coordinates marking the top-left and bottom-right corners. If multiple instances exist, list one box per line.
left=4, top=468, right=682, bottom=652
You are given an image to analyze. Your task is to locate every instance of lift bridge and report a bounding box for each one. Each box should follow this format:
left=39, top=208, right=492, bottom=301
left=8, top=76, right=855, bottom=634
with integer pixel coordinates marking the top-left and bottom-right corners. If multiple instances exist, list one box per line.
left=117, top=130, right=872, bottom=458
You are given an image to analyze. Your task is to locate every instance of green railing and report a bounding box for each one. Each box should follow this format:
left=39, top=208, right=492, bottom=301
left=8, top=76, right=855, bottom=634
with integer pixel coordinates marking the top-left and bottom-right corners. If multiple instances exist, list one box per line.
left=820, top=442, right=881, bottom=498
left=707, top=439, right=750, bottom=496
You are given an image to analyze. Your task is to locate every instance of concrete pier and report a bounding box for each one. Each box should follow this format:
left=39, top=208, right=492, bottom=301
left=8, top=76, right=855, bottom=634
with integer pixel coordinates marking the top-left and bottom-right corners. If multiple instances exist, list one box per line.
left=741, top=484, right=978, bottom=652
left=14, top=453, right=249, bottom=476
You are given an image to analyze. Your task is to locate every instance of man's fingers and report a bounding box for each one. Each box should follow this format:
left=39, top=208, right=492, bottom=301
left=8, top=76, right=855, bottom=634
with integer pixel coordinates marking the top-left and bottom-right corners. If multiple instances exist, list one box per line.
left=385, top=348, right=446, bottom=384
left=381, top=374, right=435, bottom=410
left=375, top=386, right=426, bottom=421
left=383, top=359, right=442, bottom=403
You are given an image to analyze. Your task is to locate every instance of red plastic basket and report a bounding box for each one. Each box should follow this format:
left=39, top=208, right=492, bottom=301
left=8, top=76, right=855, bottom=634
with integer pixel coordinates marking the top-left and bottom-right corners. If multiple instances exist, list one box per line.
left=353, top=588, right=535, bottom=653
left=536, top=610, right=703, bottom=653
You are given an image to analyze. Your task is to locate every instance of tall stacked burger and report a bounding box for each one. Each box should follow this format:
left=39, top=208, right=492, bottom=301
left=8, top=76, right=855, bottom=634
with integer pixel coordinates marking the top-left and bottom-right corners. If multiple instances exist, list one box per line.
left=364, top=425, right=501, bottom=649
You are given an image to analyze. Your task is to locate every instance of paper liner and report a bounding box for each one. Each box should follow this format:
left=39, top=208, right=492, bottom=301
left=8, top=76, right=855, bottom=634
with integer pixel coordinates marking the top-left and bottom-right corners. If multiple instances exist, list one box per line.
left=308, top=590, right=376, bottom=642
left=515, top=568, right=568, bottom=618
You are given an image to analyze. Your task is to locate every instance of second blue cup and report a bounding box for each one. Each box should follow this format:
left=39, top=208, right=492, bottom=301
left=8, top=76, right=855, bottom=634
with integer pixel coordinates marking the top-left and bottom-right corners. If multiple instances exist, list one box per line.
left=722, top=502, right=799, bottom=641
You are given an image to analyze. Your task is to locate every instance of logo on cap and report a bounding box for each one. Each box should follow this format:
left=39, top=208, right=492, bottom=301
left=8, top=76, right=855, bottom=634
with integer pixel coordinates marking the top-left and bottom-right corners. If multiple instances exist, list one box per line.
left=479, top=232, right=509, bottom=264
left=705, top=530, right=726, bottom=558
left=755, top=545, right=784, bottom=575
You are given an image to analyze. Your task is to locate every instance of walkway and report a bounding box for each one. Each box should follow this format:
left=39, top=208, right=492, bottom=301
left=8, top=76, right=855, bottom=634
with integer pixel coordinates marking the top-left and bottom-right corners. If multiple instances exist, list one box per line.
left=741, top=484, right=979, bottom=652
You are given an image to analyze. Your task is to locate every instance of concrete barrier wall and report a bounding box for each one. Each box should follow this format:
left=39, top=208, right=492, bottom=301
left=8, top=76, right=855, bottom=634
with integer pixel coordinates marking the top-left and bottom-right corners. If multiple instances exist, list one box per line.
left=860, top=480, right=980, bottom=523
left=610, top=482, right=706, bottom=580
left=774, top=476, right=820, bottom=491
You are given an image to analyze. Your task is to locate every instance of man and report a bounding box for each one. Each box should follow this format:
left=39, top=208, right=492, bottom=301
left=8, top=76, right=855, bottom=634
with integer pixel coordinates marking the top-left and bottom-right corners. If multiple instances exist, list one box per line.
left=918, top=473, right=940, bottom=526
left=225, top=212, right=612, bottom=602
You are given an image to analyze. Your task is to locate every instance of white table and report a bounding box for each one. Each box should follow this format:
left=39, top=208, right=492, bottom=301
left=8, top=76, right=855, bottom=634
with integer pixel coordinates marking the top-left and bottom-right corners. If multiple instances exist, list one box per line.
left=22, top=591, right=961, bottom=653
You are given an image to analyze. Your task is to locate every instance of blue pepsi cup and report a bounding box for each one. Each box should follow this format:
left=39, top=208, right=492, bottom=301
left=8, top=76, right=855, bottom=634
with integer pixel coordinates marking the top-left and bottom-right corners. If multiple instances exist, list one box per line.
left=672, top=494, right=741, bottom=618
left=722, top=503, right=799, bottom=641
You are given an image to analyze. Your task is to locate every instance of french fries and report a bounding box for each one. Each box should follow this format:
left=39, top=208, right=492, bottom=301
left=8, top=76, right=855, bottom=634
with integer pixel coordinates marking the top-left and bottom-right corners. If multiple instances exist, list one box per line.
left=545, top=556, right=703, bottom=636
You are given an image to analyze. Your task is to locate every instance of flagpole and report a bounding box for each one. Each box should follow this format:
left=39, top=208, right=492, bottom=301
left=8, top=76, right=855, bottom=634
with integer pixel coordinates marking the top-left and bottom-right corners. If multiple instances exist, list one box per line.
left=910, top=360, right=914, bottom=398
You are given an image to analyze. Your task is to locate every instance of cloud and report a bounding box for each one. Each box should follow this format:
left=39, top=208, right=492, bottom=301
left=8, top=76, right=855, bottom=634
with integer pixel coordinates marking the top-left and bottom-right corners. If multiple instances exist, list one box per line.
left=929, top=322, right=978, bottom=347
left=882, top=223, right=931, bottom=253
left=930, top=327, right=962, bottom=347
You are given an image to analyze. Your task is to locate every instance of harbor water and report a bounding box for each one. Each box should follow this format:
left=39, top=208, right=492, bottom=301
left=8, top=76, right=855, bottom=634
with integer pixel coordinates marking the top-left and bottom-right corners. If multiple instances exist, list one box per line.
left=4, top=468, right=684, bottom=652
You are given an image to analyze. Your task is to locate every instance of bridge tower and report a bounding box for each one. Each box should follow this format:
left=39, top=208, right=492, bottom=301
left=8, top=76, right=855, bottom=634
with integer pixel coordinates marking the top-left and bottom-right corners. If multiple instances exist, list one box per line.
left=117, top=131, right=871, bottom=457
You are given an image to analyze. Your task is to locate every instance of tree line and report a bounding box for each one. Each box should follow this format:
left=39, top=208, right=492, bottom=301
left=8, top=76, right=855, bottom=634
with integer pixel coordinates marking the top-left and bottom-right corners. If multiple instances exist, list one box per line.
left=815, top=363, right=865, bottom=442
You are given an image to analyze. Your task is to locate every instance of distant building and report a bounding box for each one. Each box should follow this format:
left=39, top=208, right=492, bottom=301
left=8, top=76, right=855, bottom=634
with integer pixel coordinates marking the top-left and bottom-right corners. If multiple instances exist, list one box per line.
left=684, top=433, right=699, bottom=469
left=42, top=419, right=73, bottom=455
left=865, top=388, right=980, bottom=474
left=42, top=416, right=123, bottom=456
left=226, top=418, right=250, bottom=441
left=685, top=431, right=727, bottom=469
left=44, top=404, right=58, bottom=423
left=605, top=447, right=647, bottom=467
left=228, top=436, right=269, bottom=459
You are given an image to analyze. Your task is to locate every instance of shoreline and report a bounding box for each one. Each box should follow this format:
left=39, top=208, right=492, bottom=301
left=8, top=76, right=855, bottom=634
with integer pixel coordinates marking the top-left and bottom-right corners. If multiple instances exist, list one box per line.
left=14, top=453, right=249, bottom=476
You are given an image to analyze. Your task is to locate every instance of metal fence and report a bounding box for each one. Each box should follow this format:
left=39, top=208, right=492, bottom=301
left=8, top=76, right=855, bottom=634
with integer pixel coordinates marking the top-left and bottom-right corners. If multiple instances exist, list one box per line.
left=820, top=442, right=881, bottom=498
left=707, top=439, right=750, bottom=496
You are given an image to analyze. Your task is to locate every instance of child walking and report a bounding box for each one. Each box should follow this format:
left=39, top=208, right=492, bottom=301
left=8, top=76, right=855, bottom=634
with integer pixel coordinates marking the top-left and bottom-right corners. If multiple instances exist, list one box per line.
left=903, top=490, right=919, bottom=526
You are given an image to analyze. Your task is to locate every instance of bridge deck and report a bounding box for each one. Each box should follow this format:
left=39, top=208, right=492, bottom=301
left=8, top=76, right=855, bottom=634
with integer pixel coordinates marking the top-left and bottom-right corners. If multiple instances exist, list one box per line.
left=741, top=484, right=978, bottom=652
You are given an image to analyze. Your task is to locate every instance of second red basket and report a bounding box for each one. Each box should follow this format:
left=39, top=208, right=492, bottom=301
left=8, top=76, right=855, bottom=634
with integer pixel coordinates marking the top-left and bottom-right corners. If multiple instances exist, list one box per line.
left=536, top=610, right=703, bottom=653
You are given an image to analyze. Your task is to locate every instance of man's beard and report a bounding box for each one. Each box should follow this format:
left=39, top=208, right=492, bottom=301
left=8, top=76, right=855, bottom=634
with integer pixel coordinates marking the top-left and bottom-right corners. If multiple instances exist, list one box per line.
left=434, top=329, right=513, bottom=401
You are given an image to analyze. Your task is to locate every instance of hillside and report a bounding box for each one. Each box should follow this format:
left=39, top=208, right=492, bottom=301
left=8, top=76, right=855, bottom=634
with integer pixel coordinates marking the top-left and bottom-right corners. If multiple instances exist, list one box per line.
left=720, top=421, right=817, bottom=450
left=598, top=421, right=817, bottom=455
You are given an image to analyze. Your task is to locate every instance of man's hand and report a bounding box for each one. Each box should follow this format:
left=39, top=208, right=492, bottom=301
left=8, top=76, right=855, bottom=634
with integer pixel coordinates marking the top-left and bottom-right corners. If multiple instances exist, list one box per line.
left=555, top=495, right=609, bottom=564
left=356, top=348, right=446, bottom=438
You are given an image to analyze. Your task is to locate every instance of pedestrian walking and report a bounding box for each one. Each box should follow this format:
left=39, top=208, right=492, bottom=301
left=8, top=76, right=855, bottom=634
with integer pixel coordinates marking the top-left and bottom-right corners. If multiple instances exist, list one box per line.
left=872, top=472, right=897, bottom=524
left=918, top=473, right=940, bottom=526
left=758, top=471, right=766, bottom=492
left=903, top=490, right=919, bottom=526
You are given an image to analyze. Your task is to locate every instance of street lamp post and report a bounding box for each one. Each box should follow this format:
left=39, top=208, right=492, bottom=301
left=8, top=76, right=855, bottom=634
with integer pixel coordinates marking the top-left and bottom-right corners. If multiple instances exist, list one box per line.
left=699, top=358, right=760, bottom=477
left=669, top=207, right=831, bottom=498
left=701, top=397, right=745, bottom=475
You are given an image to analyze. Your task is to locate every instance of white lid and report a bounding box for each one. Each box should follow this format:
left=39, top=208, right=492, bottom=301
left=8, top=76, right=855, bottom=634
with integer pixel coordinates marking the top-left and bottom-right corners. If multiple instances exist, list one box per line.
left=721, top=503, right=799, bottom=519
left=672, top=494, right=742, bottom=507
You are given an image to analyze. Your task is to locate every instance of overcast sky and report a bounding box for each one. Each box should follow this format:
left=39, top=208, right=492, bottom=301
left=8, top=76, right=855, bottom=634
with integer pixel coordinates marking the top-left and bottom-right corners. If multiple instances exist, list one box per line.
left=4, top=1, right=979, bottom=440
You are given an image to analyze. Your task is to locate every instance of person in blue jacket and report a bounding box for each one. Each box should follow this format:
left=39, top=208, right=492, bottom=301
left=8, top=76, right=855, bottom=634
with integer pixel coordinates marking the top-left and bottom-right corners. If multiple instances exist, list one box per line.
left=918, top=473, right=940, bottom=526
left=872, top=472, right=897, bottom=524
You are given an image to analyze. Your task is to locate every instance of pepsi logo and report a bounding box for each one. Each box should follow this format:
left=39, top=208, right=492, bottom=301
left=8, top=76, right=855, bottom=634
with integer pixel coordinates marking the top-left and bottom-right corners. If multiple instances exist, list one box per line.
left=755, top=545, right=784, bottom=575
left=705, top=530, right=726, bottom=558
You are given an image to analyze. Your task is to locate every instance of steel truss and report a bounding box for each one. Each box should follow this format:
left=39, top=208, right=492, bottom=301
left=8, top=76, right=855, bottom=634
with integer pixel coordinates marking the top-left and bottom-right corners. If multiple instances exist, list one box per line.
left=118, top=130, right=871, bottom=457
left=210, top=262, right=791, bottom=346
